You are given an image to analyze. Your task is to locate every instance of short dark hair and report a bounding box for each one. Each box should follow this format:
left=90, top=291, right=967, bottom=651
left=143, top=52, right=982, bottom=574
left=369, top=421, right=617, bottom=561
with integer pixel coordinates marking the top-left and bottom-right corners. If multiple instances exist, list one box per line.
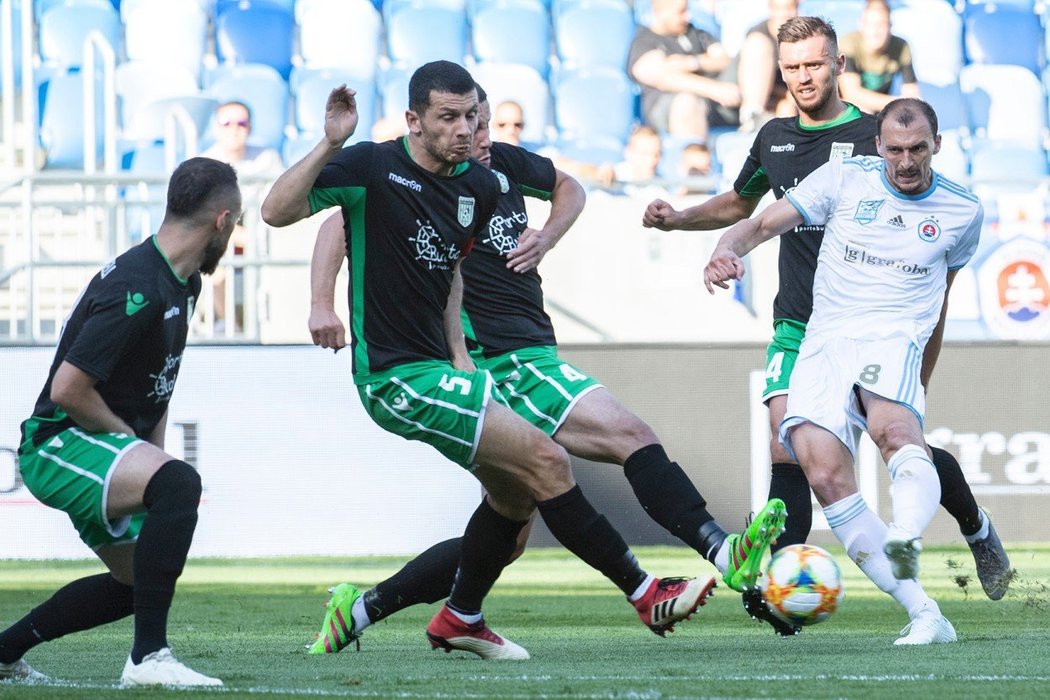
left=474, top=82, right=488, bottom=104
left=777, top=16, right=838, bottom=55
left=877, top=98, right=939, bottom=138
left=408, top=60, right=477, bottom=114
left=166, top=157, right=239, bottom=221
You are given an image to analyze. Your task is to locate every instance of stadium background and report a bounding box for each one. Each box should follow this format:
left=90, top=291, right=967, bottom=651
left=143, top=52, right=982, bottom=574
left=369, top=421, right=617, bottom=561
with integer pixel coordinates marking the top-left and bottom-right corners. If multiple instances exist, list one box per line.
left=0, top=0, right=1048, bottom=558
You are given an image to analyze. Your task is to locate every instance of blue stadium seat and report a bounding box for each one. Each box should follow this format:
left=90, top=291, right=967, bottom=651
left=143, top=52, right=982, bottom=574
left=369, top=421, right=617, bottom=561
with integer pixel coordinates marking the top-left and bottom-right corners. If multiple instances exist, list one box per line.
left=378, top=68, right=411, bottom=120
left=472, top=62, right=551, bottom=145
left=799, top=0, right=864, bottom=34
left=555, top=0, right=634, bottom=71
left=630, top=0, right=717, bottom=36
left=387, top=4, right=469, bottom=72
left=216, top=1, right=295, bottom=80
left=916, top=80, right=968, bottom=134
left=294, top=69, right=377, bottom=145
left=0, top=0, right=25, bottom=89
left=383, top=0, right=466, bottom=27
left=960, top=63, right=1047, bottom=150
left=472, top=0, right=551, bottom=77
left=34, top=0, right=115, bottom=21
left=115, top=61, right=204, bottom=139
left=890, top=1, right=963, bottom=85
left=932, top=130, right=969, bottom=182
left=38, top=3, right=120, bottom=71
left=38, top=71, right=105, bottom=169
left=553, top=133, right=623, bottom=166
left=215, top=0, right=295, bottom=14
left=963, top=3, right=1044, bottom=74
left=122, top=0, right=209, bottom=80
left=970, top=142, right=1047, bottom=196
left=553, top=66, right=636, bottom=143
left=296, top=0, right=382, bottom=80
left=205, top=63, right=290, bottom=150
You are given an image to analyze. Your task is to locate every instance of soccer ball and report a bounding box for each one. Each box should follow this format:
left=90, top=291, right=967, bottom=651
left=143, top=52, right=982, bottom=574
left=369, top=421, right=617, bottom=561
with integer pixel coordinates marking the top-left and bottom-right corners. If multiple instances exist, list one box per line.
left=760, top=544, right=844, bottom=627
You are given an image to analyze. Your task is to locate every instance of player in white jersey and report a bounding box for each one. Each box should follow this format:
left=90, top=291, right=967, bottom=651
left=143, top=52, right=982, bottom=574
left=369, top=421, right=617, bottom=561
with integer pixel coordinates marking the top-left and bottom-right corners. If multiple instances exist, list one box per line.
left=703, top=98, right=982, bottom=645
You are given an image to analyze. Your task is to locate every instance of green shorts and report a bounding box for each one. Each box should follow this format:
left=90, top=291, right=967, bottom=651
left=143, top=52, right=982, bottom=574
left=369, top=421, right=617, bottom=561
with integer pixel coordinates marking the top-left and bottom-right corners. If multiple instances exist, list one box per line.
left=478, top=346, right=602, bottom=436
left=357, top=360, right=505, bottom=469
left=762, top=319, right=807, bottom=402
left=19, top=418, right=146, bottom=551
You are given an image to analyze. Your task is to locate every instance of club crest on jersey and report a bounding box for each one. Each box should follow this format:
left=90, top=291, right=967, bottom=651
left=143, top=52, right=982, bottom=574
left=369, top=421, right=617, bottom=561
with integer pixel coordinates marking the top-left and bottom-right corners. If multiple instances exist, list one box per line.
left=918, top=218, right=941, bottom=242
left=493, top=170, right=510, bottom=194
left=458, top=196, right=475, bottom=227
left=854, top=199, right=884, bottom=224
left=829, top=142, right=855, bottom=160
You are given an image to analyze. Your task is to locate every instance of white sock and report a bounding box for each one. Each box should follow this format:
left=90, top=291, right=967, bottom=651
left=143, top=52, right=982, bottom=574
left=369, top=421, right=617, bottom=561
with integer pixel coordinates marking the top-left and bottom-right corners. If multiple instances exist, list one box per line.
left=628, top=574, right=656, bottom=602
left=964, top=509, right=990, bottom=544
left=351, top=594, right=372, bottom=633
left=823, top=493, right=935, bottom=615
left=713, top=540, right=730, bottom=576
left=447, top=605, right=483, bottom=625
left=887, top=444, right=941, bottom=539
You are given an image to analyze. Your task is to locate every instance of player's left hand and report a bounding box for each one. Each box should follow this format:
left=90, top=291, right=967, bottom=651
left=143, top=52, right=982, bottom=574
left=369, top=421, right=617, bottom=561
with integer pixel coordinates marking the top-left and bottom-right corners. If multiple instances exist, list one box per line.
left=506, top=227, right=555, bottom=273
left=703, top=251, right=745, bottom=294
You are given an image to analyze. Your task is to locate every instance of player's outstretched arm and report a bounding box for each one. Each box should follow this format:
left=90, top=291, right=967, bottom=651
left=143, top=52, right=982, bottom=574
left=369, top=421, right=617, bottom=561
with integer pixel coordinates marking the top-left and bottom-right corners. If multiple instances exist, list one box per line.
left=261, top=85, right=359, bottom=227
left=643, top=190, right=759, bottom=231
left=309, top=211, right=348, bottom=351
left=703, top=198, right=802, bottom=293
left=506, top=168, right=585, bottom=273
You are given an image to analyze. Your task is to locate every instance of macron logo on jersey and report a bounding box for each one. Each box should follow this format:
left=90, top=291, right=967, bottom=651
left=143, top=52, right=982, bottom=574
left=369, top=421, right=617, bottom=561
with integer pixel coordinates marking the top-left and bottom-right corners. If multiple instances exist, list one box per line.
left=164, top=305, right=181, bottom=320
left=770, top=143, right=796, bottom=152
left=388, top=172, right=422, bottom=192
left=844, top=244, right=931, bottom=276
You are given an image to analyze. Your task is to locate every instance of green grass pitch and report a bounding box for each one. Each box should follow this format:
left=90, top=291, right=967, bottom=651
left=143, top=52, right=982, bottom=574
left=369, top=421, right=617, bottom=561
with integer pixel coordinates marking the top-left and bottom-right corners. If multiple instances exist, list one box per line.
left=2, top=545, right=1049, bottom=699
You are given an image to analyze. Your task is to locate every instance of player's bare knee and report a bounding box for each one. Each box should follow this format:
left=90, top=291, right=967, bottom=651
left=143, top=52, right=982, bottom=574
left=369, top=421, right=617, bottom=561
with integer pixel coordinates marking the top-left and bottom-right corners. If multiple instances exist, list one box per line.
left=524, top=438, right=573, bottom=500
left=869, top=420, right=921, bottom=457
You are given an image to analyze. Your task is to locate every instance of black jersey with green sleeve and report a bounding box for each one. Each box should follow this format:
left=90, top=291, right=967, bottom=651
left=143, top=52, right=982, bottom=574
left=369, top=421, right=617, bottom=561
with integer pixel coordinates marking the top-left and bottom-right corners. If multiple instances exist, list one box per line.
left=22, top=236, right=201, bottom=447
left=307, top=138, right=500, bottom=380
left=733, top=105, right=878, bottom=323
left=460, top=142, right=558, bottom=358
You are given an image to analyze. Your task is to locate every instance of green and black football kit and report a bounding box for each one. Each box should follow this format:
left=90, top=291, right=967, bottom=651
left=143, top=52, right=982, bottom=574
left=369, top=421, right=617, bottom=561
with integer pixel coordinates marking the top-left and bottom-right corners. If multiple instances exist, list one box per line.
left=19, top=236, right=200, bottom=549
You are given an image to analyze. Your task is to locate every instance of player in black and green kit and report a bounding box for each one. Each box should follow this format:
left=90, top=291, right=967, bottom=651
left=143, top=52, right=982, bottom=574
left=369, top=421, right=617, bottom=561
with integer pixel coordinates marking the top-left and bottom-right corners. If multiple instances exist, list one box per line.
left=0, top=158, right=239, bottom=687
left=305, top=87, right=788, bottom=655
left=644, top=16, right=1010, bottom=633
left=265, top=62, right=765, bottom=661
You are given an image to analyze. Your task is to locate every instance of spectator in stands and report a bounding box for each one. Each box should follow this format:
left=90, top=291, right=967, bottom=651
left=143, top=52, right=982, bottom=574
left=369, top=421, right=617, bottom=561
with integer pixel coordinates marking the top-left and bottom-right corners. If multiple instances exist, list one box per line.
left=736, top=0, right=799, bottom=133
left=610, top=125, right=663, bottom=184
left=199, top=101, right=283, bottom=334
left=491, top=100, right=526, bottom=146
left=627, top=0, right=740, bottom=142
left=838, top=0, right=920, bottom=114
left=679, top=142, right=711, bottom=177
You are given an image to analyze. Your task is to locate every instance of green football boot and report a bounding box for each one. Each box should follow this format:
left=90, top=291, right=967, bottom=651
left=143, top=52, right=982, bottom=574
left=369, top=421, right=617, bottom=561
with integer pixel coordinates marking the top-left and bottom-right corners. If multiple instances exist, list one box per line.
left=307, top=583, right=363, bottom=654
left=722, top=498, right=788, bottom=592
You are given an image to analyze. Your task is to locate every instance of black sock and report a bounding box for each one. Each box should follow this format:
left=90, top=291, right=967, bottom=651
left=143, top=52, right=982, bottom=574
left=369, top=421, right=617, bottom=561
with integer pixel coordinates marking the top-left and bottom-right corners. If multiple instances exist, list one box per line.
left=623, top=444, right=725, bottom=562
left=447, top=500, right=526, bottom=616
left=365, top=538, right=461, bottom=623
left=768, top=463, right=812, bottom=552
left=131, top=460, right=201, bottom=664
left=0, top=573, right=133, bottom=664
left=931, top=446, right=982, bottom=536
left=537, top=485, right=647, bottom=596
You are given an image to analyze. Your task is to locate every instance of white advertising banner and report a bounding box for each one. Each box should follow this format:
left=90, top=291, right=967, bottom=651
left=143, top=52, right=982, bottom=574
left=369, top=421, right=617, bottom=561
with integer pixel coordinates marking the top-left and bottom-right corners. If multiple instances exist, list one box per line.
left=0, top=347, right=480, bottom=559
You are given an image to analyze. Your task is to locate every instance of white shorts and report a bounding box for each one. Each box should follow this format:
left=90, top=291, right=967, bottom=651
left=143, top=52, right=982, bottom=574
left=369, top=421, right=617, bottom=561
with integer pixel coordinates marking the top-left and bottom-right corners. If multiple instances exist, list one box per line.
left=779, top=334, right=925, bottom=459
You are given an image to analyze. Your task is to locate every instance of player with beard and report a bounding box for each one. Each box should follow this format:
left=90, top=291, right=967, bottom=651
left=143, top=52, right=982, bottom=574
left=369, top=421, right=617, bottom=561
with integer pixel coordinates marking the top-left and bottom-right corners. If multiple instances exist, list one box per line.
left=643, top=16, right=1010, bottom=634
left=0, top=157, right=240, bottom=687
left=303, top=86, right=787, bottom=655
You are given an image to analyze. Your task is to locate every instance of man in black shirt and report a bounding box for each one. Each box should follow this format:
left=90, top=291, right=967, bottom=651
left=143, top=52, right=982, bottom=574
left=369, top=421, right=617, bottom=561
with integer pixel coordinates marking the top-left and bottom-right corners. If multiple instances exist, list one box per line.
left=263, top=62, right=749, bottom=661
left=0, top=158, right=240, bottom=686
left=644, top=16, right=1009, bottom=633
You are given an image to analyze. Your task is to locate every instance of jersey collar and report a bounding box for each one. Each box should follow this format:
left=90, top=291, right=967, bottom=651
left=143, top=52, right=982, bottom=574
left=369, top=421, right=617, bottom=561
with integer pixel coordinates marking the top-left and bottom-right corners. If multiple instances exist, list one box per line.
left=880, top=163, right=940, bottom=201
left=797, top=103, right=863, bottom=132
left=151, top=235, right=189, bottom=285
left=399, top=136, right=470, bottom=176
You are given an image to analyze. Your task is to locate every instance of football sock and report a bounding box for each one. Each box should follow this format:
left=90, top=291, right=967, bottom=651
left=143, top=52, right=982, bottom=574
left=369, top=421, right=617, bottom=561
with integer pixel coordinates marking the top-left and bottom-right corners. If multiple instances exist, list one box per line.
left=768, top=462, right=812, bottom=551
left=964, top=509, right=990, bottom=544
left=363, top=537, right=461, bottom=626
left=446, top=500, right=526, bottom=616
left=627, top=575, right=657, bottom=603
left=887, top=445, right=940, bottom=539
left=131, top=460, right=201, bottom=664
left=538, top=485, right=648, bottom=596
left=823, top=493, right=933, bottom=615
left=623, top=444, right=725, bottom=561
left=0, top=573, right=134, bottom=663
left=931, top=446, right=982, bottom=536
